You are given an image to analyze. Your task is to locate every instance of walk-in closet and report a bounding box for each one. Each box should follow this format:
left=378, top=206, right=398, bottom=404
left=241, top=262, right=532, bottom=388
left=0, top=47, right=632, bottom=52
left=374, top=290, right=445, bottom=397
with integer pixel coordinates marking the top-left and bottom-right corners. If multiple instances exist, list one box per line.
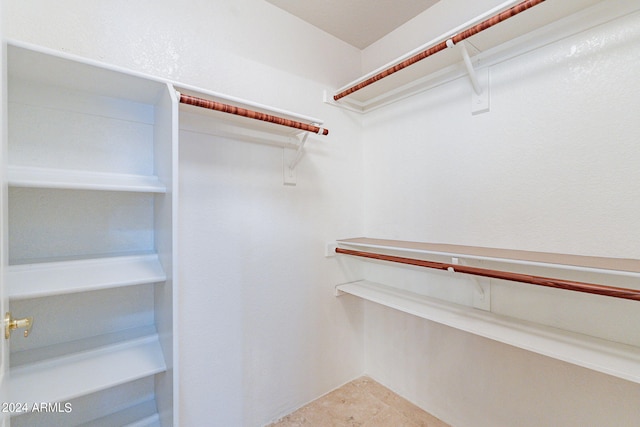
left=2, top=0, right=639, bottom=426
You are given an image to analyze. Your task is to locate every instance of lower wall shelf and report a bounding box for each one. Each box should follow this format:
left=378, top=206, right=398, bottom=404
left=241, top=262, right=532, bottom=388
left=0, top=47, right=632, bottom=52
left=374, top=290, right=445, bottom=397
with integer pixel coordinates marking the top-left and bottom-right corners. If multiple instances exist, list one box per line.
left=337, top=280, right=640, bottom=384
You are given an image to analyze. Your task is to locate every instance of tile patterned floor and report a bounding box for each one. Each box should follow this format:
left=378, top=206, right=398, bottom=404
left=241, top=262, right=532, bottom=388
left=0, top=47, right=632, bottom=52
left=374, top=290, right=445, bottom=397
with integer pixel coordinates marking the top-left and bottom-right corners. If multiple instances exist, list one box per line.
left=268, top=376, right=451, bottom=427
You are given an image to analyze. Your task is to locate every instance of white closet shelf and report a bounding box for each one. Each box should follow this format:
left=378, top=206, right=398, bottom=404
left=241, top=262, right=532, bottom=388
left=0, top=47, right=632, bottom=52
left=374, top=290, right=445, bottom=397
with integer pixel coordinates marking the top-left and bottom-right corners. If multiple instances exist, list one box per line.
left=336, top=237, right=640, bottom=277
left=10, top=333, right=167, bottom=406
left=8, top=254, right=166, bottom=300
left=328, top=0, right=633, bottom=112
left=337, top=280, right=640, bottom=384
left=8, top=165, right=166, bottom=193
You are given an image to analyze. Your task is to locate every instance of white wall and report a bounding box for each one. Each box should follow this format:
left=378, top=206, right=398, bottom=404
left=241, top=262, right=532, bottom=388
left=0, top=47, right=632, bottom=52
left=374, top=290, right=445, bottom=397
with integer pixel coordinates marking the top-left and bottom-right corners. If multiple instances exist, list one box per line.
left=5, top=1, right=365, bottom=426
left=360, top=2, right=640, bottom=426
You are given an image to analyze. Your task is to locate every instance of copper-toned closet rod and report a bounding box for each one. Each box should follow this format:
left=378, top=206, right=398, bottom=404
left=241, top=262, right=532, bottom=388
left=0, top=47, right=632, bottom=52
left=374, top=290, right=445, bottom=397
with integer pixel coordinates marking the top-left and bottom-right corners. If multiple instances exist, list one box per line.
left=334, top=0, right=546, bottom=101
left=179, top=93, right=329, bottom=136
left=335, top=248, right=640, bottom=302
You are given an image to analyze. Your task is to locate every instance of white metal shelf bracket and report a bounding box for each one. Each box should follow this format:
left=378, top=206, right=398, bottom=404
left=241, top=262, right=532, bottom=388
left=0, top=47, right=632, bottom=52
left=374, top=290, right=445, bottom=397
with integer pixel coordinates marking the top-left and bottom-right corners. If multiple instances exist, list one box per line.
left=283, top=131, right=314, bottom=185
left=289, top=132, right=309, bottom=171
left=450, top=257, right=491, bottom=311
left=447, top=39, right=490, bottom=115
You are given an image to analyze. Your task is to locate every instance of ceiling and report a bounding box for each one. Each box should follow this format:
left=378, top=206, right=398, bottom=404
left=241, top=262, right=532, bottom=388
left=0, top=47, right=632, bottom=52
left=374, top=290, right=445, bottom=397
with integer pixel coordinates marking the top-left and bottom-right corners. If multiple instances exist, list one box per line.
left=264, top=0, right=441, bottom=49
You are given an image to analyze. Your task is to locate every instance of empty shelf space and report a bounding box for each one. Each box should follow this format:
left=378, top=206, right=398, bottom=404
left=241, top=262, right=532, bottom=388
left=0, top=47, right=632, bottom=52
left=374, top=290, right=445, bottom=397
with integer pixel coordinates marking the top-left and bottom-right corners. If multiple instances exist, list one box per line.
left=8, top=377, right=158, bottom=427
left=10, top=332, right=167, bottom=405
left=337, top=280, right=640, bottom=384
left=8, top=41, right=168, bottom=106
left=8, top=254, right=166, bottom=300
left=8, top=165, right=166, bottom=193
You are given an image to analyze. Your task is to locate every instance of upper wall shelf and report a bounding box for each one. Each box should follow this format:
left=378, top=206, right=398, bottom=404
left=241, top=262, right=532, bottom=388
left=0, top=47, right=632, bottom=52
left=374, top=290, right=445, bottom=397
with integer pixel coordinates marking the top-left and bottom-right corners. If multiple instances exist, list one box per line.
left=176, top=86, right=328, bottom=185
left=327, top=0, right=636, bottom=113
left=176, top=85, right=327, bottom=141
left=8, top=40, right=328, bottom=187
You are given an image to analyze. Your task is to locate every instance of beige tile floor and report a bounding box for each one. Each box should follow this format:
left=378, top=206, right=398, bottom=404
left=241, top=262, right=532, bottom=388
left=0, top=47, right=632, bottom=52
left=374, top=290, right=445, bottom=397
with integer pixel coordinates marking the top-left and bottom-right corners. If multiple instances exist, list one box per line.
left=268, top=376, right=451, bottom=427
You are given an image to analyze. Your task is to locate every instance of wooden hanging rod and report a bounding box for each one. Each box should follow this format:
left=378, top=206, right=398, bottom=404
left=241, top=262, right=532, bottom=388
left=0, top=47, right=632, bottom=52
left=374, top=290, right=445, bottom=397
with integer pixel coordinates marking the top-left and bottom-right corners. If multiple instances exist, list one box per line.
left=333, top=0, right=546, bottom=101
left=179, top=93, right=329, bottom=136
left=335, top=247, right=640, bottom=302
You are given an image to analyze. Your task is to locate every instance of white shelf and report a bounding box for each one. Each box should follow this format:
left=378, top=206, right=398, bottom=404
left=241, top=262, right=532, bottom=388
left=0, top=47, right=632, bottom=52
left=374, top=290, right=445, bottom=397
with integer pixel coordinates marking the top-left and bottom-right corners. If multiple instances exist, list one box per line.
left=8, top=165, right=166, bottom=193
left=6, top=40, right=177, bottom=424
left=336, top=237, right=640, bottom=277
left=10, top=334, right=167, bottom=405
left=8, top=254, right=166, bottom=300
left=337, top=280, right=640, bottom=384
left=77, top=399, right=160, bottom=427
left=8, top=41, right=168, bottom=105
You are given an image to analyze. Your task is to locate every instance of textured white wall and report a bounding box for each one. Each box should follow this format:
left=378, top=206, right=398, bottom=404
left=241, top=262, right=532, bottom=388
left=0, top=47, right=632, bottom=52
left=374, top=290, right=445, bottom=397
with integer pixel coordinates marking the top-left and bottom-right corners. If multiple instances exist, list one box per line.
left=5, top=1, right=365, bottom=426
left=362, top=9, right=640, bottom=258
left=360, top=4, right=640, bottom=427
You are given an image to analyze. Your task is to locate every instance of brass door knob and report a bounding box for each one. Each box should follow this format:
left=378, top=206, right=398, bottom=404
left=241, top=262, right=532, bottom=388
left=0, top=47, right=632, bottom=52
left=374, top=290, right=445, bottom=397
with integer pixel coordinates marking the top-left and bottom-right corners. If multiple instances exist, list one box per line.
left=5, top=312, right=33, bottom=339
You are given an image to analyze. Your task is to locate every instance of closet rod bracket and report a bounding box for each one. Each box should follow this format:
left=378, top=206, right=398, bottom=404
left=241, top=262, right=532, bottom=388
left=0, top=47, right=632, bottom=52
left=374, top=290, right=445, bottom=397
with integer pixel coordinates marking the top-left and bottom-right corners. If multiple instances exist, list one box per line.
left=447, top=39, right=490, bottom=115
left=289, top=132, right=310, bottom=171
left=284, top=131, right=313, bottom=185
left=450, top=257, right=491, bottom=310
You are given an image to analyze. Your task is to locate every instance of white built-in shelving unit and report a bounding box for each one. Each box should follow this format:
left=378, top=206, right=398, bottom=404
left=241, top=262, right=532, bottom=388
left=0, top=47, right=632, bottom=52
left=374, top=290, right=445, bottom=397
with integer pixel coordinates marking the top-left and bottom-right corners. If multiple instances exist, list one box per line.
left=334, top=238, right=640, bottom=384
left=4, top=41, right=177, bottom=426
left=3, top=39, right=328, bottom=426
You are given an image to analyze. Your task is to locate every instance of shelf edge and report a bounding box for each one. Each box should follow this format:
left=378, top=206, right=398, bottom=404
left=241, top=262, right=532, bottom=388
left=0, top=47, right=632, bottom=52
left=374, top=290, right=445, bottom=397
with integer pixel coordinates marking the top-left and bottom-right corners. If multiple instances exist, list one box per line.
left=8, top=254, right=166, bottom=300
left=8, top=165, right=167, bottom=193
